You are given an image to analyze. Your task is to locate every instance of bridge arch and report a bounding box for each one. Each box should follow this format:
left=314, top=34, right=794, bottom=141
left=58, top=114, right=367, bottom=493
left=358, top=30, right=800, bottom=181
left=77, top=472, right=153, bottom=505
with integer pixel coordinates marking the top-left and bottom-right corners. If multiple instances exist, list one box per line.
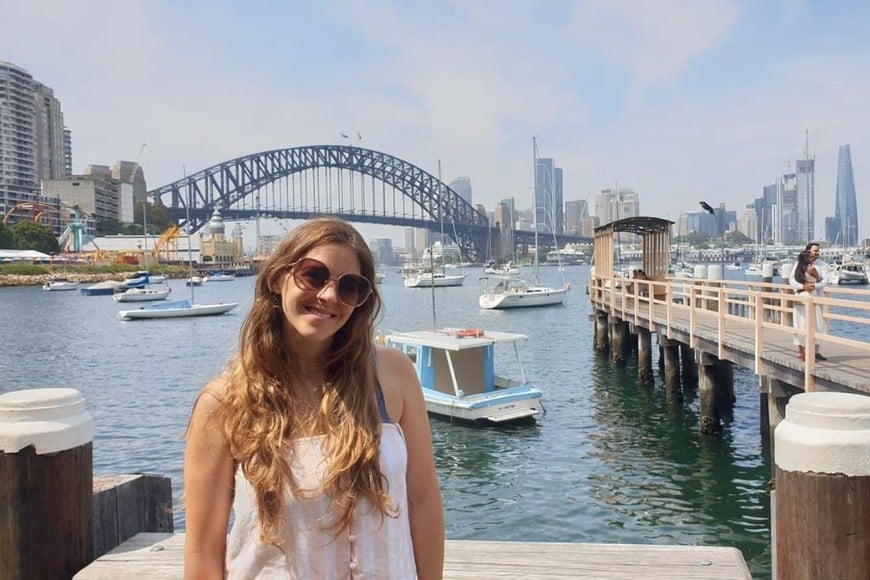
left=148, top=145, right=491, bottom=260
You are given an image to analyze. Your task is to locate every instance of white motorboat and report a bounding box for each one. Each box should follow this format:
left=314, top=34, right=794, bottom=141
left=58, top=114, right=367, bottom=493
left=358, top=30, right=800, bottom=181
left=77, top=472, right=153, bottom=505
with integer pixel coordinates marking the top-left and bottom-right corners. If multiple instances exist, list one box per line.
left=403, top=270, right=466, bottom=287
left=483, top=260, right=521, bottom=275
left=186, top=275, right=204, bottom=286
left=375, top=272, right=386, bottom=284
left=205, top=271, right=235, bottom=282
left=80, top=280, right=125, bottom=296
left=381, top=328, right=543, bottom=423
left=112, top=285, right=171, bottom=302
left=120, top=270, right=151, bottom=288
left=42, top=278, right=78, bottom=291
left=117, top=299, right=238, bottom=320
left=479, top=275, right=568, bottom=309
left=829, top=262, right=869, bottom=285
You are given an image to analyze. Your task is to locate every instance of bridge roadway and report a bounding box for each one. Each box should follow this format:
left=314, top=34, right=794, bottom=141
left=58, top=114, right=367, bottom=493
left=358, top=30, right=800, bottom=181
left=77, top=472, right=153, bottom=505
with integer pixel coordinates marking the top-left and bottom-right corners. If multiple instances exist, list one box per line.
left=589, top=275, right=870, bottom=395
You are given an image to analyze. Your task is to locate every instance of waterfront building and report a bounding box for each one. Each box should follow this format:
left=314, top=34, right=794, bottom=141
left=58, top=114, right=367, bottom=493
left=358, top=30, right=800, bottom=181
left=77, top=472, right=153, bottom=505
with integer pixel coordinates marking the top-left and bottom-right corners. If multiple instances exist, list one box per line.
left=827, top=144, right=859, bottom=246
left=198, top=208, right=243, bottom=267
left=42, top=166, right=132, bottom=230
left=0, top=60, right=70, bottom=216
left=448, top=176, right=472, bottom=205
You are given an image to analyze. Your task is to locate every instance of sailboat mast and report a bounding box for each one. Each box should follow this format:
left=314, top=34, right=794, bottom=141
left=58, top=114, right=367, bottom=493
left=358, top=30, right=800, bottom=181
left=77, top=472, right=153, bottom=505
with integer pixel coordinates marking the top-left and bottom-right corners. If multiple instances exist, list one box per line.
left=532, top=137, right=540, bottom=284
left=184, top=164, right=195, bottom=303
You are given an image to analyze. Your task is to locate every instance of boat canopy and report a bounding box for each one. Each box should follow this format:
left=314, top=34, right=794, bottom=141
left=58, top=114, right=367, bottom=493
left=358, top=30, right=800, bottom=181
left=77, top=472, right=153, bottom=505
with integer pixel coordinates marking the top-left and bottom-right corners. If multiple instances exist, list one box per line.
left=384, top=329, right=527, bottom=351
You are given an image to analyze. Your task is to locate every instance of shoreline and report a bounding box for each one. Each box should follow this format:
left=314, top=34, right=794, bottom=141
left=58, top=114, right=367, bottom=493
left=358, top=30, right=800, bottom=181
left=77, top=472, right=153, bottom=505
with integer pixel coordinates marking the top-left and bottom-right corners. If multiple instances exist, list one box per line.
left=0, top=273, right=180, bottom=287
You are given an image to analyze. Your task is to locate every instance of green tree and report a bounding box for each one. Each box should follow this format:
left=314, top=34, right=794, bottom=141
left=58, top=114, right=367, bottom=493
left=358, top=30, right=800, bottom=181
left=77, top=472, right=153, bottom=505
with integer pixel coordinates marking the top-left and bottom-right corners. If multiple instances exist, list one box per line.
left=725, top=230, right=751, bottom=245
left=0, top=220, right=14, bottom=249
left=134, top=202, right=171, bottom=233
left=11, top=220, right=60, bottom=254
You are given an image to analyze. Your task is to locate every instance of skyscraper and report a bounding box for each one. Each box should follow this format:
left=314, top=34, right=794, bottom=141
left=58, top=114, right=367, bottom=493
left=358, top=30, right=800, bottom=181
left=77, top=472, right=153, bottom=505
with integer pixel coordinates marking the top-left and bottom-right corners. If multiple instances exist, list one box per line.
left=448, top=176, right=472, bottom=205
left=795, top=158, right=814, bottom=244
left=0, top=60, right=70, bottom=214
left=535, top=158, right=563, bottom=234
left=833, top=144, right=859, bottom=246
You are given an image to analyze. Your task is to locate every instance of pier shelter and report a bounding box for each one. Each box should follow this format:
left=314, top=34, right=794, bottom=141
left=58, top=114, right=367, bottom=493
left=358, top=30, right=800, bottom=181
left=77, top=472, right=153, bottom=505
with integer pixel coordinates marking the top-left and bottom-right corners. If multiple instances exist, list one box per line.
left=592, top=216, right=672, bottom=282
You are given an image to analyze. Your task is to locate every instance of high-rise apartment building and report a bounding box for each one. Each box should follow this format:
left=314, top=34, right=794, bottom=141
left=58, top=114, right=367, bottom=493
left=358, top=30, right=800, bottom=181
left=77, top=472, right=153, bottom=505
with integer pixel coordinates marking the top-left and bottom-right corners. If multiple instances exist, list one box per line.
left=0, top=61, right=70, bottom=214
left=828, top=144, right=859, bottom=246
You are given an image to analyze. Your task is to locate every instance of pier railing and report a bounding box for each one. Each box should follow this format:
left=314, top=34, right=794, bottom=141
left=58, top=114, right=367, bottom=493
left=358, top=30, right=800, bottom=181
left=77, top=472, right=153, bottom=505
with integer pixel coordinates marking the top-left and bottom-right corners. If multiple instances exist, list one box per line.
left=589, top=274, right=870, bottom=393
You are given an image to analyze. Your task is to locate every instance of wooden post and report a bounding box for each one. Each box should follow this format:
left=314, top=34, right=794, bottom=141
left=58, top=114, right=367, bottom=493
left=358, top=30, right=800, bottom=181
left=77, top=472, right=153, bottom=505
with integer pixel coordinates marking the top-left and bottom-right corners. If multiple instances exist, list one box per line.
left=637, top=327, right=653, bottom=384
left=0, top=388, right=94, bottom=579
left=698, top=352, right=734, bottom=435
left=679, top=343, right=698, bottom=389
left=659, top=336, right=681, bottom=400
left=610, top=319, right=630, bottom=364
left=594, top=312, right=609, bottom=352
left=775, top=392, right=870, bottom=580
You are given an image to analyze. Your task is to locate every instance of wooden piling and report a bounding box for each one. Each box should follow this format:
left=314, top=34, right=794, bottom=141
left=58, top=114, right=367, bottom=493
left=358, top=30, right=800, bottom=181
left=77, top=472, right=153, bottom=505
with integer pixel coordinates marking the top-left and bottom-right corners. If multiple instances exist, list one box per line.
left=775, top=392, right=870, bottom=580
left=698, top=352, right=734, bottom=435
left=594, top=312, right=609, bottom=352
left=611, top=319, right=631, bottom=364
left=637, top=328, right=654, bottom=384
left=0, top=388, right=94, bottom=580
left=679, top=343, right=697, bottom=389
left=658, top=335, right=681, bottom=400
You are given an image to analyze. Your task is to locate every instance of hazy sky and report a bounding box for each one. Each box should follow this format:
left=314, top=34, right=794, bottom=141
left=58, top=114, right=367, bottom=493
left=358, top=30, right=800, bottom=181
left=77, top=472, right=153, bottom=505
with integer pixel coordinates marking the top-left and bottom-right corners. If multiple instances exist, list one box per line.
left=2, top=0, right=868, bottom=245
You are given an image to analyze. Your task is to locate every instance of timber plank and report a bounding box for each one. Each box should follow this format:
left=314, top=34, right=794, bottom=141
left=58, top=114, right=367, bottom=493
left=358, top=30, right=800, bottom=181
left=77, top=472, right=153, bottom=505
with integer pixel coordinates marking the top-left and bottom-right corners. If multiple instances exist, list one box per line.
left=74, top=533, right=751, bottom=579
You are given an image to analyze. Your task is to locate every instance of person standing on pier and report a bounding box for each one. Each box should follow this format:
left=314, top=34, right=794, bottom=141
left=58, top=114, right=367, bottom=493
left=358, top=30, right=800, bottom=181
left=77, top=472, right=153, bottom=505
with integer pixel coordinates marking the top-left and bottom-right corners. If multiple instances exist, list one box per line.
left=789, top=243, right=829, bottom=361
left=183, top=217, right=444, bottom=579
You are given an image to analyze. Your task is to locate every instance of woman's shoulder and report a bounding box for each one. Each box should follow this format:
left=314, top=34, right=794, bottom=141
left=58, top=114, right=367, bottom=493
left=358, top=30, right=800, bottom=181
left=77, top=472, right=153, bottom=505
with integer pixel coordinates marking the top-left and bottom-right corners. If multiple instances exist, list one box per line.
left=374, top=345, right=418, bottom=420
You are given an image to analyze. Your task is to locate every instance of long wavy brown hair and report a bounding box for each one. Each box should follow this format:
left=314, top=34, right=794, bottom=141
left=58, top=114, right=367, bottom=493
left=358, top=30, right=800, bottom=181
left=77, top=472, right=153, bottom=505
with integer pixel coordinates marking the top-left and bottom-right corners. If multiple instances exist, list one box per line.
left=215, top=217, right=389, bottom=547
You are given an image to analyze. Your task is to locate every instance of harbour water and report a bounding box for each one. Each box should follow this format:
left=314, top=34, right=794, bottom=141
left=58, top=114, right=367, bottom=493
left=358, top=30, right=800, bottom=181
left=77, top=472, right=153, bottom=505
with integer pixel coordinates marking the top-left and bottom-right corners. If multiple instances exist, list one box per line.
left=1, top=264, right=814, bottom=578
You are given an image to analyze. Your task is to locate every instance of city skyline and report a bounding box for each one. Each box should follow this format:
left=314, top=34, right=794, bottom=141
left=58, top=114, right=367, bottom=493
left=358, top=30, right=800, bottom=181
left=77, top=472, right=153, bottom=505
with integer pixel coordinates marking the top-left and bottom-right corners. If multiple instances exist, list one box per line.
left=1, top=1, right=867, bottom=245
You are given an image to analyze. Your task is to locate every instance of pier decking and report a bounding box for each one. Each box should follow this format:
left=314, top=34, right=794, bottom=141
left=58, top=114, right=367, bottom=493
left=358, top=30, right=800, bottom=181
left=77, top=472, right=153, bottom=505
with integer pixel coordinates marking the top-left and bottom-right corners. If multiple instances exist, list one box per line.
left=74, top=532, right=752, bottom=579
left=590, top=275, right=870, bottom=394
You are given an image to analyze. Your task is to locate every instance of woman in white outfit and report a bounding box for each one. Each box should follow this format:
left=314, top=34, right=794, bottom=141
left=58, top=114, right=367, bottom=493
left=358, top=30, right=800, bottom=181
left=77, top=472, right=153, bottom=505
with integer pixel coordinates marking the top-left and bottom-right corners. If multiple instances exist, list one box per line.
left=183, top=217, right=445, bottom=579
left=789, top=250, right=825, bottom=361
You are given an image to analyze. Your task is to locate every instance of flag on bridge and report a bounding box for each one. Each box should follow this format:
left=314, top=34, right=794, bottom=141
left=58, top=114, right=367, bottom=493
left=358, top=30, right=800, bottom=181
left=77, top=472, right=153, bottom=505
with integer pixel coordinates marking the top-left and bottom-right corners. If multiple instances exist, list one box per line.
left=357, top=132, right=363, bottom=140
left=340, top=133, right=349, bottom=139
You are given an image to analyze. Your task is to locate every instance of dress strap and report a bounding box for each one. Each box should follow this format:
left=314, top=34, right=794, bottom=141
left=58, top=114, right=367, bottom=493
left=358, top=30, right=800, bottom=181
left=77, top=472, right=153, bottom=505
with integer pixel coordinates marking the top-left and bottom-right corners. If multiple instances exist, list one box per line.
left=372, top=350, right=392, bottom=424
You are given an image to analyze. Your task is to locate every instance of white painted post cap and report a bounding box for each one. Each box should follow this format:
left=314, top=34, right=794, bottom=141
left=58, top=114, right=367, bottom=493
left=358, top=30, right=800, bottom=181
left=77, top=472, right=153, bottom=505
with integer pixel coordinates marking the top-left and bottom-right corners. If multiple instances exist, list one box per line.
left=693, top=264, right=707, bottom=279
left=761, top=262, right=774, bottom=278
left=775, top=392, right=870, bottom=476
left=0, top=388, right=94, bottom=454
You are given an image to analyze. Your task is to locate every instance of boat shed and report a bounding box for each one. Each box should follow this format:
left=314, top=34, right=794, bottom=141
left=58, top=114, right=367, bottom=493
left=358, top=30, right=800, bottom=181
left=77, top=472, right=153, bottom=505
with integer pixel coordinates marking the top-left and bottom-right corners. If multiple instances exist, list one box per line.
left=592, top=216, right=673, bottom=280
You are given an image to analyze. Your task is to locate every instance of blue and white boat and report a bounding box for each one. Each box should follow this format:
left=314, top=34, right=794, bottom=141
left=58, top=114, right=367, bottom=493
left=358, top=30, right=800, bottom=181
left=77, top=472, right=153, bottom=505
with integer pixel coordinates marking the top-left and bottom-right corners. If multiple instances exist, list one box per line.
left=382, top=328, right=543, bottom=423
left=117, top=299, right=238, bottom=320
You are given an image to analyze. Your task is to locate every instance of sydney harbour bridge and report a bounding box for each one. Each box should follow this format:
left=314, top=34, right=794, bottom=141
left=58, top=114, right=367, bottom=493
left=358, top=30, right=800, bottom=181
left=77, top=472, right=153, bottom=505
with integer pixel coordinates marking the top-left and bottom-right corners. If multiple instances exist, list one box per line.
left=147, top=145, right=591, bottom=262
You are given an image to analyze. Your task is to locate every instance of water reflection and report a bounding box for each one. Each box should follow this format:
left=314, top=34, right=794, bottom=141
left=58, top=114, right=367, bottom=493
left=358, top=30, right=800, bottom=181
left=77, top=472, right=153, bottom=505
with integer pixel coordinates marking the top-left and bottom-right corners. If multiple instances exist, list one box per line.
left=587, top=350, right=771, bottom=575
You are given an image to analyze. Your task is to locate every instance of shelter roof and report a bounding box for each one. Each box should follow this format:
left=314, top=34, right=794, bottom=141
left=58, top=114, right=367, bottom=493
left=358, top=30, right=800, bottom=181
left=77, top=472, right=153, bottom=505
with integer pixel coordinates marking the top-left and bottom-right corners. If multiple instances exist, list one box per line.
left=594, top=216, right=674, bottom=236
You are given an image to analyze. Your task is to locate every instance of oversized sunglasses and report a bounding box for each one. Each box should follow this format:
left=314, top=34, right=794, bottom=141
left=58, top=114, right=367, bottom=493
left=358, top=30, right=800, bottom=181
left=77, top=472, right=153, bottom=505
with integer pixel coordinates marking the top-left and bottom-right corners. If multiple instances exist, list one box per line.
left=289, top=257, right=372, bottom=308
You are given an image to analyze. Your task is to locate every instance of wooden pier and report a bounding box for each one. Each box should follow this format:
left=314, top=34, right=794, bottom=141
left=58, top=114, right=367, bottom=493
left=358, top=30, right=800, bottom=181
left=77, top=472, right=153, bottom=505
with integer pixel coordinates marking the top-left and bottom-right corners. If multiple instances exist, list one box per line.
left=589, top=216, right=870, bottom=439
left=74, top=532, right=752, bottom=579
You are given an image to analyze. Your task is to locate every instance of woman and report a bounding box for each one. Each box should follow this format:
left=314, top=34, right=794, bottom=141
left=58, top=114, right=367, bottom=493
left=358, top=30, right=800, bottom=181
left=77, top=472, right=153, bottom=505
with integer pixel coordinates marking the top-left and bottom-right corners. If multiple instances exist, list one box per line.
left=184, top=217, right=444, bottom=579
left=791, top=250, right=824, bottom=361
